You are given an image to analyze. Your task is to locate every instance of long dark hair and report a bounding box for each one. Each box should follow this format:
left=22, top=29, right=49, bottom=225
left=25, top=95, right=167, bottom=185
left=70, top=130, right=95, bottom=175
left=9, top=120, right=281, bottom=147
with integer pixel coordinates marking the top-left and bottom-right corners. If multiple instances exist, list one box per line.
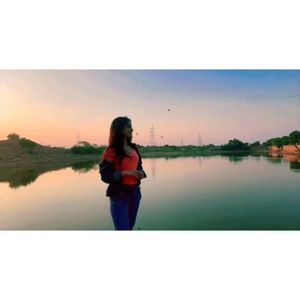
left=103, top=116, right=141, bottom=164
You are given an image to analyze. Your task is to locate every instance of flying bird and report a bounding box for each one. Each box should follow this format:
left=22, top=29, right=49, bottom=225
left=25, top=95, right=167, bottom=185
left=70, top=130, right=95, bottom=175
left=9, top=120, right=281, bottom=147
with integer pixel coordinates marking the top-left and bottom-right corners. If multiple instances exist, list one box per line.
left=167, top=108, right=171, bottom=111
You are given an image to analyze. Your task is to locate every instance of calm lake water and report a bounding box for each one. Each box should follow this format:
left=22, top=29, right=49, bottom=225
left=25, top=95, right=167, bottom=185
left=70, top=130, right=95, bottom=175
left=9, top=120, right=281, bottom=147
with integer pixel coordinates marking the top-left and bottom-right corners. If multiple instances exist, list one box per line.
left=0, top=155, right=299, bottom=230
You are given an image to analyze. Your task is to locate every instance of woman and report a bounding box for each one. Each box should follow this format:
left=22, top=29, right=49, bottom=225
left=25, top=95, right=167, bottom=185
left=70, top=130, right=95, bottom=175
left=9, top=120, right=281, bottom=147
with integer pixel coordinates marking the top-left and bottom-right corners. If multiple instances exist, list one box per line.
left=99, top=117, right=147, bottom=230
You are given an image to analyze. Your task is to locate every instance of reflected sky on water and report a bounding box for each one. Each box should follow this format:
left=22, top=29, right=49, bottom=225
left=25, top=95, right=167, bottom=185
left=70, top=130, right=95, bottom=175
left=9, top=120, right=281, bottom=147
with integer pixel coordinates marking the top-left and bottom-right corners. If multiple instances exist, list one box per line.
left=0, top=155, right=299, bottom=230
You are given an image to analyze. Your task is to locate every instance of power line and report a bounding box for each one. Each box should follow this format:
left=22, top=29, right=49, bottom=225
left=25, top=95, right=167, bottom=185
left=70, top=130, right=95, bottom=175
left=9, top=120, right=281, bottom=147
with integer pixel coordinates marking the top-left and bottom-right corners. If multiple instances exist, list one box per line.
left=149, top=124, right=156, bottom=146
left=198, top=134, right=202, bottom=146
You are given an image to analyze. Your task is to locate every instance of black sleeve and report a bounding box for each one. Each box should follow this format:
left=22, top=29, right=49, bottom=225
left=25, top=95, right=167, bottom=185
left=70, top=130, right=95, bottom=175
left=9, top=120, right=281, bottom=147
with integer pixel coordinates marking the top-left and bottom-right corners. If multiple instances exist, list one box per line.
left=137, top=158, right=147, bottom=178
left=99, top=159, right=122, bottom=184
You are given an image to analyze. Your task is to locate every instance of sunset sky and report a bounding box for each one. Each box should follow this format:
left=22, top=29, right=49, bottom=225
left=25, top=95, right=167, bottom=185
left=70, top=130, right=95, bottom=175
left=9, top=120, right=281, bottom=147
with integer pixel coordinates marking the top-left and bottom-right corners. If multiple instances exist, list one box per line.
left=0, top=70, right=300, bottom=147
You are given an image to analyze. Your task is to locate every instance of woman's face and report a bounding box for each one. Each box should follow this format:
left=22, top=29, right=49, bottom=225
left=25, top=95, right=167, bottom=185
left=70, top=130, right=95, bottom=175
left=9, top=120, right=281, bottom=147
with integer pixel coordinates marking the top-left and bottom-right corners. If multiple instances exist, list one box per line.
left=123, top=121, right=133, bottom=139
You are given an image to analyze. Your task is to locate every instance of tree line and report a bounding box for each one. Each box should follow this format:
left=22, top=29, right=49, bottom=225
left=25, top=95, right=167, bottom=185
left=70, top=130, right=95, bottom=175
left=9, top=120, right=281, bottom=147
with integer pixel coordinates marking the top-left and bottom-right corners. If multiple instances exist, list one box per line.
left=221, top=130, right=300, bottom=151
left=5, top=130, right=300, bottom=154
left=263, top=130, right=300, bottom=148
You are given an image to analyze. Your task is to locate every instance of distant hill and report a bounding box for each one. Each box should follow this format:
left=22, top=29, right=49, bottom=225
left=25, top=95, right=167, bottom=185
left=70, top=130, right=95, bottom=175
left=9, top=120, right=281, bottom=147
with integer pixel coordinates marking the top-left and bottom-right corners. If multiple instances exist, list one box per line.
left=0, top=138, right=99, bottom=167
left=0, top=138, right=64, bottom=163
left=0, top=138, right=102, bottom=188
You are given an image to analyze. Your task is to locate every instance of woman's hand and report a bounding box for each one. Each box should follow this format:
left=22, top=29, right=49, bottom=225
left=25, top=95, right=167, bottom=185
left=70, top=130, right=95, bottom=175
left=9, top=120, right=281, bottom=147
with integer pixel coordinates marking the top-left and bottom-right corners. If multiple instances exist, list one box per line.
left=121, top=170, right=145, bottom=179
left=121, top=170, right=140, bottom=179
left=137, top=170, right=145, bottom=179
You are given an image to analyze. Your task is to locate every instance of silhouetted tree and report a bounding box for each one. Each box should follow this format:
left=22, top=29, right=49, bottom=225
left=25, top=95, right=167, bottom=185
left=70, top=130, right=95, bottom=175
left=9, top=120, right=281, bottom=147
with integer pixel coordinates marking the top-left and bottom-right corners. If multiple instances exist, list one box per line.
left=221, top=139, right=250, bottom=151
left=265, top=137, right=284, bottom=148
left=7, top=133, right=20, bottom=141
left=289, top=130, right=300, bottom=145
left=251, top=141, right=261, bottom=147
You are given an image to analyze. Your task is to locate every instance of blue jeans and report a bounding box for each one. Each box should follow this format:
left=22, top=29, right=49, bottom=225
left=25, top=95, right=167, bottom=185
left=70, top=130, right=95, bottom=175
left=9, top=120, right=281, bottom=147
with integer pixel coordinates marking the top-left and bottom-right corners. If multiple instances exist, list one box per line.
left=110, top=186, right=141, bottom=230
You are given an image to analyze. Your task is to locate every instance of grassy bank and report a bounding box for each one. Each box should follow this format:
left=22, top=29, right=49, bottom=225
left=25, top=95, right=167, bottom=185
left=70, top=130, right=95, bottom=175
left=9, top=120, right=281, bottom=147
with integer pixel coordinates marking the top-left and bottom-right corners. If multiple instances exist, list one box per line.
left=0, top=138, right=269, bottom=169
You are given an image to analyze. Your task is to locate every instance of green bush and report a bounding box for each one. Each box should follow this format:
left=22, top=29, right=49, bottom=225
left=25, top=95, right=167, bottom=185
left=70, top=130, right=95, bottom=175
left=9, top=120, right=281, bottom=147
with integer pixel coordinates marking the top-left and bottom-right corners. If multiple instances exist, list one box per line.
left=7, top=133, right=20, bottom=141
left=264, top=130, right=300, bottom=147
left=289, top=130, right=300, bottom=145
left=221, top=139, right=250, bottom=151
left=70, top=142, right=104, bottom=155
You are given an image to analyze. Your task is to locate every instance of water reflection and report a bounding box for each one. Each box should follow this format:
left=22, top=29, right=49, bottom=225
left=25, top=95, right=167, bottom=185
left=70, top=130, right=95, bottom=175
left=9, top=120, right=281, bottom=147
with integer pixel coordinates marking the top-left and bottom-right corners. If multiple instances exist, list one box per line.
left=270, top=153, right=300, bottom=171
left=220, top=152, right=250, bottom=164
left=0, top=154, right=299, bottom=189
left=267, top=157, right=282, bottom=164
left=149, top=158, right=157, bottom=180
left=0, top=155, right=300, bottom=230
left=198, top=156, right=202, bottom=166
left=285, top=154, right=300, bottom=172
left=0, top=160, right=98, bottom=189
left=0, top=168, right=40, bottom=188
left=227, top=155, right=248, bottom=163
left=290, top=162, right=300, bottom=172
left=71, top=160, right=98, bottom=173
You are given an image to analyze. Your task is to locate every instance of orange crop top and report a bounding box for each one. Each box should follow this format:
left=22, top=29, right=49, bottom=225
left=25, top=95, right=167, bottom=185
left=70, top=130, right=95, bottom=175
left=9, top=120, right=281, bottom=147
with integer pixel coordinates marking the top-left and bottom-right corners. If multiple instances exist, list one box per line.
left=103, top=147, right=139, bottom=185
